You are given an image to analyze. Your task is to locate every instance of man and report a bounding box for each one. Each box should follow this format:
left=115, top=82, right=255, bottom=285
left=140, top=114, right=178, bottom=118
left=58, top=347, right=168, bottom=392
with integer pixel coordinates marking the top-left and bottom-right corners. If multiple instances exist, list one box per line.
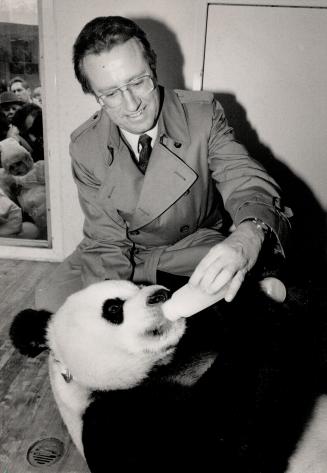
left=35, top=16, right=291, bottom=312
left=9, top=76, right=32, bottom=103
left=0, top=91, right=24, bottom=123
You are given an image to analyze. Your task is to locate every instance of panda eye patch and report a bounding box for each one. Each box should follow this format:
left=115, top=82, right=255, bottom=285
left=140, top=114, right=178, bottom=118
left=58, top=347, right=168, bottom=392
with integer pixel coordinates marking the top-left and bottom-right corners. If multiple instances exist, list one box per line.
left=102, top=298, right=124, bottom=325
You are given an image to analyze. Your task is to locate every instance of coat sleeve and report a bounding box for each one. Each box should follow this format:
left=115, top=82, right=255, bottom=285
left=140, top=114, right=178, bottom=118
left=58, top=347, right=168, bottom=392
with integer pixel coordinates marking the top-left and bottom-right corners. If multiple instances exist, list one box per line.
left=207, top=99, right=292, bottom=256
left=70, top=143, right=134, bottom=286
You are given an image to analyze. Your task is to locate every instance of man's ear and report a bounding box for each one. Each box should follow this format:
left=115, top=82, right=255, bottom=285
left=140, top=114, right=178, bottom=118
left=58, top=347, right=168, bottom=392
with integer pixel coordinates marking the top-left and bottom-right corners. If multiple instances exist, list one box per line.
left=9, top=309, right=52, bottom=357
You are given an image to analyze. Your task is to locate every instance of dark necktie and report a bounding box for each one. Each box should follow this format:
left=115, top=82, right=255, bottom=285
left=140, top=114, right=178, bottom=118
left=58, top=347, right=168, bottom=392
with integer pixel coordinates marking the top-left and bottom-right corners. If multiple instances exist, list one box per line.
left=138, top=134, right=152, bottom=174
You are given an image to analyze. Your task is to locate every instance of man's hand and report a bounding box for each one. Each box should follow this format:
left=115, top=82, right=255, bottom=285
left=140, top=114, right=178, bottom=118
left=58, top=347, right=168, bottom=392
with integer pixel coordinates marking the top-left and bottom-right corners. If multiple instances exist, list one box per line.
left=189, top=221, right=265, bottom=302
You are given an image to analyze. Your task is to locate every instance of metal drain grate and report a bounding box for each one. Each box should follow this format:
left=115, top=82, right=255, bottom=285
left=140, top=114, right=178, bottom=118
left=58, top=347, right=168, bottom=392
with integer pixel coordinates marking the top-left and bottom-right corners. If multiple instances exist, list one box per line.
left=27, top=438, right=64, bottom=467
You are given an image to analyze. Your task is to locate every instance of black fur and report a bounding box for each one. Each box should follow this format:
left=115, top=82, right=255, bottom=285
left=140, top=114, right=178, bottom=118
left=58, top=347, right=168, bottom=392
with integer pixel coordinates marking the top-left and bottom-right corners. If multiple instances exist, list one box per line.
left=102, top=298, right=124, bottom=324
left=9, top=308, right=52, bottom=357
left=82, top=280, right=327, bottom=473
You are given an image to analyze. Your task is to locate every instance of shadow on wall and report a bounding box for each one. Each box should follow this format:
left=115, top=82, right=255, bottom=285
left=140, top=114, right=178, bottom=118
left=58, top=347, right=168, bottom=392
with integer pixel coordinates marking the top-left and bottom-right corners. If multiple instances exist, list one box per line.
left=104, top=15, right=326, bottom=285
left=215, top=92, right=327, bottom=285
left=132, top=17, right=186, bottom=89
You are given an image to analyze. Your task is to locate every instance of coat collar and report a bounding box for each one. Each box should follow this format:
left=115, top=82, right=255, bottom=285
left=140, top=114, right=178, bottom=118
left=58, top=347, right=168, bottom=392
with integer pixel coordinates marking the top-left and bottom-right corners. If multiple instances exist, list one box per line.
left=103, top=86, right=191, bottom=151
left=157, top=87, right=191, bottom=146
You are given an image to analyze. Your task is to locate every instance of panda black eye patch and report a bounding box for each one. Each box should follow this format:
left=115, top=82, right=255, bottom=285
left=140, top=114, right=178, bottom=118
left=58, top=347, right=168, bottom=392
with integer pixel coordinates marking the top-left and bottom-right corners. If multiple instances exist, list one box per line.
left=102, top=298, right=124, bottom=324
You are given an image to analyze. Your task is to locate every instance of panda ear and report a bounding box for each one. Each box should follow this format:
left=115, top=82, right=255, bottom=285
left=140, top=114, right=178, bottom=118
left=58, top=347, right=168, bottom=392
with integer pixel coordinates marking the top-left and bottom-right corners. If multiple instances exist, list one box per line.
left=9, top=309, right=52, bottom=358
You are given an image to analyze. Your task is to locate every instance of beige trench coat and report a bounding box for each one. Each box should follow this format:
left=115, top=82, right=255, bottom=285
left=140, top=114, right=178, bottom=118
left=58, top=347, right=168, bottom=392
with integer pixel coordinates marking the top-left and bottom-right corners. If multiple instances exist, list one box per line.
left=70, top=87, right=291, bottom=286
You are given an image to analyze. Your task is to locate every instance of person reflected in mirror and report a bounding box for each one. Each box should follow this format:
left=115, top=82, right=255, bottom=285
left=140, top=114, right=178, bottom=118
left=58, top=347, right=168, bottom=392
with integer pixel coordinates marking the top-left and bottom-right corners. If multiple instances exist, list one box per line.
left=32, top=85, right=42, bottom=107
left=35, top=16, right=292, bottom=313
left=11, top=103, right=43, bottom=162
left=0, top=94, right=33, bottom=155
left=0, top=91, right=24, bottom=124
left=9, top=76, right=32, bottom=104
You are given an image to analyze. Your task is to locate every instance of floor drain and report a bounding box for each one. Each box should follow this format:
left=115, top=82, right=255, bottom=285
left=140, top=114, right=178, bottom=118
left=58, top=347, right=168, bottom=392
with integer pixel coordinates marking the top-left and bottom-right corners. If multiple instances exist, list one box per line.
left=27, top=438, right=64, bottom=467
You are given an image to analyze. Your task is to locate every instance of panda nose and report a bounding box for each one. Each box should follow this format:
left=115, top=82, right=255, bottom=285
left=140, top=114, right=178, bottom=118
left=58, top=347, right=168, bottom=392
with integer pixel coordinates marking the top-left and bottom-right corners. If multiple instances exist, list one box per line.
left=147, top=289, right=171, bottom=305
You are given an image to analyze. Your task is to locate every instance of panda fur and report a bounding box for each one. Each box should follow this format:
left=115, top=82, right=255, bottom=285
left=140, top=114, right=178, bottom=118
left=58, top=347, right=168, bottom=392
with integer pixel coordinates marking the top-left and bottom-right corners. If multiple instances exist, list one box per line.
left=9, top=277, right=327, bottom=473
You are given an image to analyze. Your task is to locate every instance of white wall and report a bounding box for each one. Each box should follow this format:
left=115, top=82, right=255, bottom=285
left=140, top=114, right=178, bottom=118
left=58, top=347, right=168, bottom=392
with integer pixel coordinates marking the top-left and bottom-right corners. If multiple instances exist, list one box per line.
left=203, top=2, right=327, bottom=210
left=51, top=0, right=202, bottom=257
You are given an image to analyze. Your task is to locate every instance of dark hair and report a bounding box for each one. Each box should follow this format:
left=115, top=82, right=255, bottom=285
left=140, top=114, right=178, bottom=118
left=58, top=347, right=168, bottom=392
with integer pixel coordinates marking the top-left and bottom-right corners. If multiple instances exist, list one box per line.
left=28, top=111, right=43, bottom=138
left=73, top=16, right=157, bottom=95
left=11, top=103, right=42, bottom=133
left=0, top=109, right=9, bottom=141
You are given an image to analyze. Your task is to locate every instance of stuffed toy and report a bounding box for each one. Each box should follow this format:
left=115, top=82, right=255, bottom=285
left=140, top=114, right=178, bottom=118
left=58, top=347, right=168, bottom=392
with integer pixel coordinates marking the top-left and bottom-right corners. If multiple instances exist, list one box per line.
left=9, top=277, right=327, bottom=473
left=0, top=137, right=47, bottom=235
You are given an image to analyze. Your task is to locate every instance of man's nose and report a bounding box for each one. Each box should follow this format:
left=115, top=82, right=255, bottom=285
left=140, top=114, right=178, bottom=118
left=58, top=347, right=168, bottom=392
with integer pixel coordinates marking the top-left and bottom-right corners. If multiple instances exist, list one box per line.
left=122, top=89, right=141, bottom=111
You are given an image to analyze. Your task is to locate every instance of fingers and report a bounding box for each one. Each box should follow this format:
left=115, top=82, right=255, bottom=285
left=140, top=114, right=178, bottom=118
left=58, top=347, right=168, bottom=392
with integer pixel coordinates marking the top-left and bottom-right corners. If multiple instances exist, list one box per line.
left=189, top=242, right=247, bottom=298
left=201, top=268, right=235, bottom=295
left=224, top=270, right=245, bottom=302
left=189, top=248, right=219, bottom=287
left=189, top=226, right=264, bottom=303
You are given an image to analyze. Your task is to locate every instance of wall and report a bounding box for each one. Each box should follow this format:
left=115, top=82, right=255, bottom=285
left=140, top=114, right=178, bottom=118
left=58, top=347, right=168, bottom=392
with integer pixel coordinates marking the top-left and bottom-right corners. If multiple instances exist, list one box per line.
left=51, top=0, right=202, bottom=257
left=204, top=3, right=327, bottom=211
left=201, top=0, right=327, bottom=276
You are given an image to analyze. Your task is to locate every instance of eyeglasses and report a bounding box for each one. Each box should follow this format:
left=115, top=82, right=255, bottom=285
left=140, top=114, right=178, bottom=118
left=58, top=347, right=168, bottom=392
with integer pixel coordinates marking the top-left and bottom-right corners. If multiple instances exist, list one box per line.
left=96, top=74, right=156, bottom=109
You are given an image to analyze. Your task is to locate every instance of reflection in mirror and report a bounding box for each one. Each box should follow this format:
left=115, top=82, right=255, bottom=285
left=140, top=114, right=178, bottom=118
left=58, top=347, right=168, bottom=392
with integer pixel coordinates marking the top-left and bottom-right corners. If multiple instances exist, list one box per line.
left=0, top=0, right=50, bottom=248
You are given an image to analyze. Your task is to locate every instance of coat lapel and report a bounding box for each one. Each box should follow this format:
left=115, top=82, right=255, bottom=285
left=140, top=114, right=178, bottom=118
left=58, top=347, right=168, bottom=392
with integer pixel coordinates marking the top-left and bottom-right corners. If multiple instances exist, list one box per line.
left=97, top=88, right=198, bottom=230
left=98, top=137, right=145, bottom=222
left=129, top=88, right=198, bottom=229
left=129, top=137, right=197, bottom=230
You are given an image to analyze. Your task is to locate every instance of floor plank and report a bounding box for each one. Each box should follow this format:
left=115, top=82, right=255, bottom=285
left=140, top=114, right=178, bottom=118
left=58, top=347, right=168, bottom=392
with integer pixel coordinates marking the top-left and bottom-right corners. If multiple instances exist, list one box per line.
left=0, top=259, right=89, bottom=473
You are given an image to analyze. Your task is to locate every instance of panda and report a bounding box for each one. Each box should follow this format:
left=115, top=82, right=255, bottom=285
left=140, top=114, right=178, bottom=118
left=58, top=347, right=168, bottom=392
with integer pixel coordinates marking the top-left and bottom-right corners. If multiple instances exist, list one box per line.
left=9, top=277, right=327, bottom=473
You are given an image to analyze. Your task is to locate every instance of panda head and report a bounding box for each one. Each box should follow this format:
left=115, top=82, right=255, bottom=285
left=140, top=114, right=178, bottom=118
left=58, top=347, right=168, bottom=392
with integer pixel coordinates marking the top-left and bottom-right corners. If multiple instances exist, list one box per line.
left=10, top=280, right=186, bottom=391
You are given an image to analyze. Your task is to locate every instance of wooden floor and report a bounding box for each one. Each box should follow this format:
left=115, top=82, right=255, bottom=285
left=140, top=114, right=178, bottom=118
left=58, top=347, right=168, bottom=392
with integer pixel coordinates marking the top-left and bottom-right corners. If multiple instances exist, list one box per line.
left=0, top=259, right=90, bottom=473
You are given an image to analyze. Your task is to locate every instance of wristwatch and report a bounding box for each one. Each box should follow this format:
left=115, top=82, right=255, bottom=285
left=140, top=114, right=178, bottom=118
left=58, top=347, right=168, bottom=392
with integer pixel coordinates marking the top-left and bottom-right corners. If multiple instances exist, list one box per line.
left=247, top=218, right=270, bottom=237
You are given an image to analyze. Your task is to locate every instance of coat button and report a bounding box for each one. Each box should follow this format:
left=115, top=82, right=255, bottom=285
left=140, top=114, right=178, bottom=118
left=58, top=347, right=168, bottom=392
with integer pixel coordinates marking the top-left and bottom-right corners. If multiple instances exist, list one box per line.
left=174, top=142, right=181, bottom=148
left=180, top=225, right=189, bottom=233
left=129, top=230, right=140, bottom=235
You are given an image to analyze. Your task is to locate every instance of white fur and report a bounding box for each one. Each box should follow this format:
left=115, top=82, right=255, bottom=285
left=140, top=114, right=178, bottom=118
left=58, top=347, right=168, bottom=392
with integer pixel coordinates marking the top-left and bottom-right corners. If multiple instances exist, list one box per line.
left=287, top=395, right=327, bottom=473
left=46, top=280, right=186, bottom=454
left=49, top=356, right=90, bottom=454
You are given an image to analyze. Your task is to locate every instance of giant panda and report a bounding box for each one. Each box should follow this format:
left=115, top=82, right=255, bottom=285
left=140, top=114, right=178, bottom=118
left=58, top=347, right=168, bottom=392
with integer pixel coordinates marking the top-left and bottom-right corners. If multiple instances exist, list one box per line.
left=9, top=277, right=327, bottom=473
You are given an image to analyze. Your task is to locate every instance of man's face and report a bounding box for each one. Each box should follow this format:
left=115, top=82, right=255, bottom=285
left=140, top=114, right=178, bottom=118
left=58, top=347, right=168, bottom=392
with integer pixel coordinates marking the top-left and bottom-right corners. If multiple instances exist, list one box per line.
left=11, top=82, right=31, bottom=103
left=83, top=38, right=160, bottom=134
left=1, top=103, right=22, bottom=122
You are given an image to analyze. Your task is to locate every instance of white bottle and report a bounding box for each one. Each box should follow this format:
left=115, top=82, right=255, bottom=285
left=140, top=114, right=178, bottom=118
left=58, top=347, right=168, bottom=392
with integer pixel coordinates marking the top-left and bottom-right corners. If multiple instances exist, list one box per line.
left=162, top=283, right=229, bottom=321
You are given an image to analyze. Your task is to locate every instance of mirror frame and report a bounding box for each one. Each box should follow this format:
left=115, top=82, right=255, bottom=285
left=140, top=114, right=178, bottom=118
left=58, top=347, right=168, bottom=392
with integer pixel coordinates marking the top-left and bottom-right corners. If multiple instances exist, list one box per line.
left=0, top=0, right=64, bottom=261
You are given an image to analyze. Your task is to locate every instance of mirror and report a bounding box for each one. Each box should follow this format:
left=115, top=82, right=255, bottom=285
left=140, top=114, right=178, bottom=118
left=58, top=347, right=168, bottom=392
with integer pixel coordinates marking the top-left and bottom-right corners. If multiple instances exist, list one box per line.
left=0, top=0, right=50, bottom=248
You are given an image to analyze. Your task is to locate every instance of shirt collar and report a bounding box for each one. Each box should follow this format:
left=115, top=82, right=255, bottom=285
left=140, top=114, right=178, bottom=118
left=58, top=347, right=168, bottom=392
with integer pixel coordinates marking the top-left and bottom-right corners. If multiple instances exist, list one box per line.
left=120, top=125, right=158, bottom=160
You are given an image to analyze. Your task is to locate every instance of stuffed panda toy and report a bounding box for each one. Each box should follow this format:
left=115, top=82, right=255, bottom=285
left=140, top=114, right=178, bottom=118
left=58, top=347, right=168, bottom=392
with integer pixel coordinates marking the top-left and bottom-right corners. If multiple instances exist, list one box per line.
left=9, top=277, right=327, bottom=473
